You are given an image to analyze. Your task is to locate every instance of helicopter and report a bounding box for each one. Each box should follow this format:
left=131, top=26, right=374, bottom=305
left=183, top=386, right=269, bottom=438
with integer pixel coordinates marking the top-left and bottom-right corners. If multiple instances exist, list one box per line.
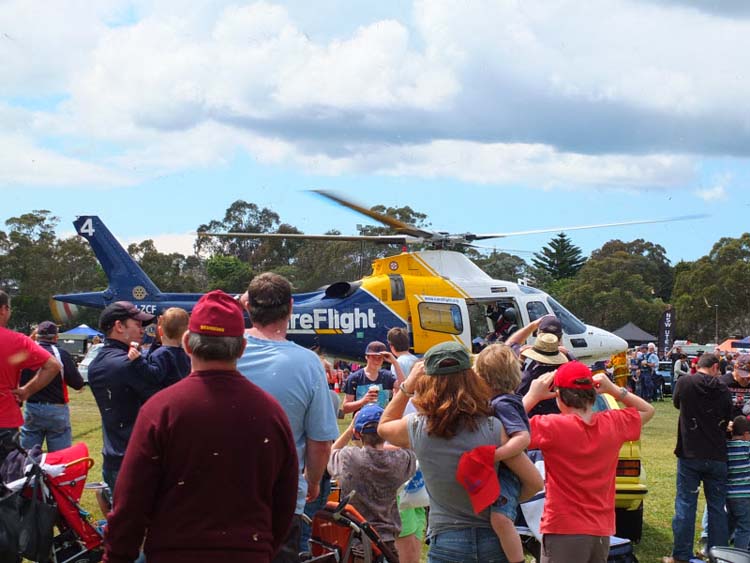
left=52, top=191, right=701, bottom=361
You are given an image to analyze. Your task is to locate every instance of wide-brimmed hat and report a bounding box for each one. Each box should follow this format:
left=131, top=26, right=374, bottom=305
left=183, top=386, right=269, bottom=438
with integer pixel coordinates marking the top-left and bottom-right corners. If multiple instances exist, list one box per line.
left=521, top=333, right=568, bottom=365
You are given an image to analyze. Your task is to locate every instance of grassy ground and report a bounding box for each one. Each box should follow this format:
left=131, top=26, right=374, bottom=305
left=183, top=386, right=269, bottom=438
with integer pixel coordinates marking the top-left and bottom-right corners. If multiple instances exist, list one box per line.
left=67, top=391, right=699, bottom=562
left=639, top=400, right=689, bottom=562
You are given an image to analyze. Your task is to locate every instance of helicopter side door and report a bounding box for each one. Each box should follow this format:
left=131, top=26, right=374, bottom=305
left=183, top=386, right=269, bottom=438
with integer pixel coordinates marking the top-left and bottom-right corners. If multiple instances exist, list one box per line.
left=467, top=297, right=525, bottom=344
left=407, top=295, right=471, bottom=354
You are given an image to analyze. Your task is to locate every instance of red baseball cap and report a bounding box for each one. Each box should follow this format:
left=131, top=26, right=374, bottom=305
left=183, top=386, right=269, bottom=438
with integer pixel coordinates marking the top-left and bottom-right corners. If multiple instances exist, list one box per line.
left=456, top=445, right=500, bottom=514
left=189, top=290, right=245, bottom=337
left=554, top=361, right=594, bottom=390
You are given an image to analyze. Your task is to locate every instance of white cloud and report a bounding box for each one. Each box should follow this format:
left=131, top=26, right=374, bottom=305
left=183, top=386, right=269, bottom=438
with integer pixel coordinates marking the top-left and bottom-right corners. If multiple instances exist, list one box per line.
left=3, top=0, right=750, bottom=190
left=292, top=140, right=694, bottom=189
left=0, top=133, right=132, bottom=187
left=415, top=0, right=750, bottom=115
left=695, top=185, right=729, bottom=202
left=0, top=0, right=123, bottom=96
left=124, top=232, right=197, bottom=256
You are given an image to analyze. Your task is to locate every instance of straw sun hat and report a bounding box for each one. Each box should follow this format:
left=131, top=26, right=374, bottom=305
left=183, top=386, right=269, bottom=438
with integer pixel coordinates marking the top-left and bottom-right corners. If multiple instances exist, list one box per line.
left=520, top=333, right=568, bottom=365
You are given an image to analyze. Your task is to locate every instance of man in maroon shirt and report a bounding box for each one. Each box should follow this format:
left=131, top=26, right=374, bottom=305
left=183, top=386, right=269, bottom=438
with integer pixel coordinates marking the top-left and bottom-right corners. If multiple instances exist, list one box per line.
left=104, top=290, right=298, bottom=563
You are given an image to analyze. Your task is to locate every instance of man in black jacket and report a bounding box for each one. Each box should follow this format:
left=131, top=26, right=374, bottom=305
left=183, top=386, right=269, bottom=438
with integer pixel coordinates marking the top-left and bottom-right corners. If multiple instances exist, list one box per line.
left=88, top=301, right=158, bottom=498
left=20, top=321, right=84, bottom=451
left=669, top=353, right=732, bottom=563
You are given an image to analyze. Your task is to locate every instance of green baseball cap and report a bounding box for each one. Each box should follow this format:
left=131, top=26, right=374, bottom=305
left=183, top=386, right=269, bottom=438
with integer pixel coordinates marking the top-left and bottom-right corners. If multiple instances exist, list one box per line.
left=424, top=341, right=471, bottom=376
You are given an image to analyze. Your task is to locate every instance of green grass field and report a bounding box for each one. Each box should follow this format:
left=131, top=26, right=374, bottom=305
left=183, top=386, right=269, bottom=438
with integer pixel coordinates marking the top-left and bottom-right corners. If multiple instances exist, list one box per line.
left=66, top=390, right=699, bottom=562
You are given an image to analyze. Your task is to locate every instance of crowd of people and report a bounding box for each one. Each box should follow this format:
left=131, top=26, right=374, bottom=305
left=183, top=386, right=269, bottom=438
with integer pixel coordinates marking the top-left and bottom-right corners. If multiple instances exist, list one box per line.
left=626, top=342, right=740, bottom=404
left=2, top=280, right=750, bottom=562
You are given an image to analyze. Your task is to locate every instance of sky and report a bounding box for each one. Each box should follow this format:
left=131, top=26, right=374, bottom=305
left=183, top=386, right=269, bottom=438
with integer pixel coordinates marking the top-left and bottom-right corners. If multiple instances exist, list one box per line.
left=2, top=0, right=749, bottom=265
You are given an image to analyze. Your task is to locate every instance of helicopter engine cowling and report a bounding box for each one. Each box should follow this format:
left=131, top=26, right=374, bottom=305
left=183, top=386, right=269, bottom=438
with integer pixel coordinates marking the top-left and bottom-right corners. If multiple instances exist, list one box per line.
left=324, top=281, right=362, bottom=299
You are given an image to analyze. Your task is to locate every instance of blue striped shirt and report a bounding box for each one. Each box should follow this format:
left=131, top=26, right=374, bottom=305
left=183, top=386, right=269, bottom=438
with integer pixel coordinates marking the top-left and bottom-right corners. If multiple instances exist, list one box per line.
left=727, top=439, right=750, bottom=499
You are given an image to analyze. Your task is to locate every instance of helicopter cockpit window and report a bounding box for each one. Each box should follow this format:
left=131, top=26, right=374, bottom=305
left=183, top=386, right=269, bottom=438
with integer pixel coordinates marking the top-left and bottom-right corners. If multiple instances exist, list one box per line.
left=526, top=301, right=549, bottom=323
left=546, top=297, right=586, bottom=335
left=418, top=302, right=463, bottom=335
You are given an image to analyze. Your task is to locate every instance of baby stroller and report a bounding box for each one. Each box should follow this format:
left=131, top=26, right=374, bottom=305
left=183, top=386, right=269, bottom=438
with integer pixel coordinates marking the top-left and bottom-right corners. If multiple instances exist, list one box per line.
left=1, top=442, right=104, bottom=562
left=301, top=491, right=399, bottom=563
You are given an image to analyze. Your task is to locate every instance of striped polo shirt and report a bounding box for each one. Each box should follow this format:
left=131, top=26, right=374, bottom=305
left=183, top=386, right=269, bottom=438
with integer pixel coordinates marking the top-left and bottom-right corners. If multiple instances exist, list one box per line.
left=727, top=439, right=750, bottom=499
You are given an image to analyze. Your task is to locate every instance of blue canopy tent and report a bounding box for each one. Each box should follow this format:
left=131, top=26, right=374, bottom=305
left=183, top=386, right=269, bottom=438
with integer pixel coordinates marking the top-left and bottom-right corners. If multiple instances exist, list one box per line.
left=57, top=324, right=103, bottom=361
left=58, top=324, right=103, bottom=338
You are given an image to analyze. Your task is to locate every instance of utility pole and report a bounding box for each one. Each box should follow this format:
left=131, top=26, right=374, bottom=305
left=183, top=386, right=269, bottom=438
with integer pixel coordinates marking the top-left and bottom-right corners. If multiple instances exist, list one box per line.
left=715, top=304, right=719, bottom=345
left=704, top=297, right=720, bottom=344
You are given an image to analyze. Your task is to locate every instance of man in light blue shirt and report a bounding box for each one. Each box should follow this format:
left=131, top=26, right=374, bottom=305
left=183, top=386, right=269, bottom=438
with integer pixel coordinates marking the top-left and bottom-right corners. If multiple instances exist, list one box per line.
left=238, top=273, right=339, bottom=563
left=387, top=327, right=418, bottom=380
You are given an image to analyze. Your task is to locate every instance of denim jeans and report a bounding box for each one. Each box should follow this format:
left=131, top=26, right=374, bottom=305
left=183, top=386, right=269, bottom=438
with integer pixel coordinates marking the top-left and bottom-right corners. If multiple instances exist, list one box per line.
left=427, top=527, right=509, bottom=563
left=672, top=458, right=728, bottom=560
left=640, top=372, right=653, bottom=402
left=21, top=402, right=72, bottom=452
left=728, top=498, right=750, bottom=550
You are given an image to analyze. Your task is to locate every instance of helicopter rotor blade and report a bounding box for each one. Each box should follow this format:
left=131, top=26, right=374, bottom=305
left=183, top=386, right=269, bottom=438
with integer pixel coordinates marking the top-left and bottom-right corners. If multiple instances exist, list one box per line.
left=198, top=193, right=709, bottom=251
left=197, top=231, right=411, bottom=244
left=469, top=214, right=709, bottom=241
left=311, top=189, right=437, bottom=240
left=463, top=243, right=536, bottom=255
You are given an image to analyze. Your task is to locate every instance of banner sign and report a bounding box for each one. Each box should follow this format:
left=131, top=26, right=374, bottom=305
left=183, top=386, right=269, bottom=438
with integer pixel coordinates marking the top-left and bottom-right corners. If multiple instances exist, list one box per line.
left=659, top=308, right=675, bottom=358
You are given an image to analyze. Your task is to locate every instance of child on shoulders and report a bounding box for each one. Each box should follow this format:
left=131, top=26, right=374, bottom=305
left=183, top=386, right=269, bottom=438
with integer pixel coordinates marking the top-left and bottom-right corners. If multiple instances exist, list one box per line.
left=474, top=343, right=531, bottom=563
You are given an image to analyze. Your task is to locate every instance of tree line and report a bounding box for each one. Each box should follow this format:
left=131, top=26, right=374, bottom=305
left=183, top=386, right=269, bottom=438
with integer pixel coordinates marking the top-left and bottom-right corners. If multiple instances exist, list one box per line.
left=0, top=203, right=745, bottom=344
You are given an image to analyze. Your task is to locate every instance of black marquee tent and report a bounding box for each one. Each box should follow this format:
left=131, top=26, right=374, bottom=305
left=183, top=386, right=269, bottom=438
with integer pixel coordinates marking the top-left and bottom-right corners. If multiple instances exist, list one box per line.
left=612, top=322, right=657, bottom=347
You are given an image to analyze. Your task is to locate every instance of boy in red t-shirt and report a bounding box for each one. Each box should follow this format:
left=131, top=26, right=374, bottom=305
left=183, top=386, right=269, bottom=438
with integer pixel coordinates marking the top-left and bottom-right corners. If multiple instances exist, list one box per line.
left=523, top=361, right=655, bottom=563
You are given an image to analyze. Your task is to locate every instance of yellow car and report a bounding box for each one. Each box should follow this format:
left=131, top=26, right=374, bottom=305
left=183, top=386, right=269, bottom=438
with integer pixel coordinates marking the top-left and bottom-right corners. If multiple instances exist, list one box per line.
left=597, top=392, right=647, bottom=542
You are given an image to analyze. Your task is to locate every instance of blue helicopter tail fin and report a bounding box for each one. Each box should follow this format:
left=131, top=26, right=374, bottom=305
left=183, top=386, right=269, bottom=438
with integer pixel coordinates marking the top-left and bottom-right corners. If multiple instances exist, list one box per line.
left=73, top=216, right=162, bottom=302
